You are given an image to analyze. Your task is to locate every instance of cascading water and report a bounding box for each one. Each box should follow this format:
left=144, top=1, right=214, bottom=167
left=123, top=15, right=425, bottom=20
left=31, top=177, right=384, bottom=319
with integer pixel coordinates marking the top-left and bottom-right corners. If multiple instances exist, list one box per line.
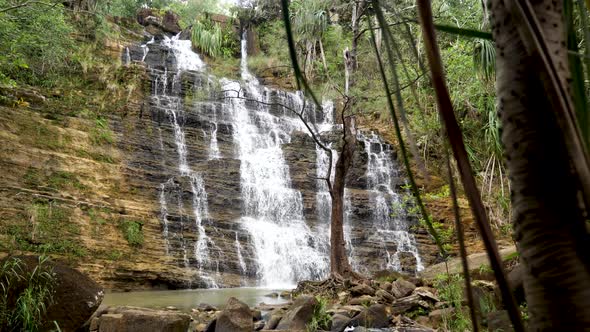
left=361, top=132, right=424, bottom=272
left=146, top=34, right=220, bottom=287
left=136, top=30, right=424, bottom=288
left=220, top=33, right=329, bottom=288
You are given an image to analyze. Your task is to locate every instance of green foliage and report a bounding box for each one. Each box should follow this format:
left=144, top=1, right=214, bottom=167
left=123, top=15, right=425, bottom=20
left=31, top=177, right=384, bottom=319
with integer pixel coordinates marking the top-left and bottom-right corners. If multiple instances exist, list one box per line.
left=519, top=303, right=529, bottom=322
left=120, top=220, right=144, bottom=247
left=23, top=168, right=85, bottom=192
left=87, top=208, right=108, bottom=237
left=306, top=296, right=331, bottom=332
left=192, top=20, right=223, bottom=57
left=0, top=256, right=56, bottom=331
left=435, top=274, right=472, bottom=332
left=3, top=199, right=85, bottom=257
left=90, top=118, right=115, bottom=145
left=478, top=264, right=493, bottom=275
left=0, top=1, right=74, bottom=87
left=407, top=306, right=428, bottom=319
left=191, top=17, right=237, bottom=58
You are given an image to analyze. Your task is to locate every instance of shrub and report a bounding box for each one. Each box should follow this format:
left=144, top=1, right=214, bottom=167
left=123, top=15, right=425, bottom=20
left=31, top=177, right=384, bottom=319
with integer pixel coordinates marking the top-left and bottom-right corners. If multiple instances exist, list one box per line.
left=0, top=1, right=73, bottom=86
left=121, top=220, right=144, bottom=247
left=306, top=296, right=331, bottom=332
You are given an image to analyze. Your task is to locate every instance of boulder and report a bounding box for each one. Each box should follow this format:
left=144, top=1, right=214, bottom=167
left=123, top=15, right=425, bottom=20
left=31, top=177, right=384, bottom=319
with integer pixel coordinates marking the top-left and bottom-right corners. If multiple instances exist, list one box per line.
left=413, top=287, right=440, bottom=303
left=349, top=283, right=376, bottom=296
left=251, top=309, right=262, bottom=321
left=280, top=290, right=292, bottom=298
left=507, top=264, right=525, bottom=304
left=380, top=282, right=393, bottom=292
left=428, top=307, right=455, bottom=328
left=215, top=297, right=252, bottom=332
left=254, top=320, right=265, bottom=331
left=203, top=318, right=216, bottom=332
left=264, top=312, right=283, bottom=330
left=137, top=8, right=158, bottom=26
left=346, top=304, right=390, bottom=329
left=276, top=295, right=317, bottom=330
left=347, top=295, right=377, bottom=305
left=375, top=289, right=395, bottom=303
left=0, top=255, right=103, bottom=332
left=331, top=313, right=351, bottom=332
left=96, top=307, right=190, bottom=332
left=391, top=279, right=417, bottom=299
left=487, top=310, right=512, bottom=332
left=197, top=303, right=218, bottom=312
left=392, top=294, right=430, bottom=315
left=161, top=11, right=181, bottom=34
left=265, top=292, right=279, bottom=298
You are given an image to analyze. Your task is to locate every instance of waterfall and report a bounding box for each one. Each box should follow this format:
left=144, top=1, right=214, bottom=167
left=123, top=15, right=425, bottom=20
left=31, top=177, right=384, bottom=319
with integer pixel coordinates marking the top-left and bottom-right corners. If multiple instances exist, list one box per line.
left=136, top=31, right=424, bottom=288
left=145, top=34, right=220, bottom=287
left=124, top=47, right=131, bottom=65
left=220, top=41, right=328, bottom=287
left=361, top=132, right=424, bottom=272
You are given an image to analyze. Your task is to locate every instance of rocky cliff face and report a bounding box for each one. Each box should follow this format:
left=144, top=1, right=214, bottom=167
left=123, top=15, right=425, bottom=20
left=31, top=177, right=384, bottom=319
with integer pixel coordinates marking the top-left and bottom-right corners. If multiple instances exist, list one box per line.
left=0, top=31, right=438, bottom=290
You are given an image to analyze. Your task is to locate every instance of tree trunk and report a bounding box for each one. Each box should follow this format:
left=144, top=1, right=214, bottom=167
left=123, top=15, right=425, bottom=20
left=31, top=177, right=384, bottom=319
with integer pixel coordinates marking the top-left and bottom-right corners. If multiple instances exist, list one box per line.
left=330, top=116, right=357, bottom=277
left=350, top=0, right=366, bottom=71
left=489, top=0, right=590, bottom=329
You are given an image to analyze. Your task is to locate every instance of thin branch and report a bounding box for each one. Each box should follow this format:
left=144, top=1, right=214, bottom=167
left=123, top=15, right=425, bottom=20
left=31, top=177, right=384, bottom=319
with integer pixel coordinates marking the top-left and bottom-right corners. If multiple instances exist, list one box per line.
left=0, top=0, right=54, bottom=13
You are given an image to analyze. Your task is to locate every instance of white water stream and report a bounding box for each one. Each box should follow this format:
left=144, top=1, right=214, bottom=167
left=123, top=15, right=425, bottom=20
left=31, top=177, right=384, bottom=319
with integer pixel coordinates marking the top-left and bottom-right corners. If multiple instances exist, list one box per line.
left=141, top=31, right=423, bottom=288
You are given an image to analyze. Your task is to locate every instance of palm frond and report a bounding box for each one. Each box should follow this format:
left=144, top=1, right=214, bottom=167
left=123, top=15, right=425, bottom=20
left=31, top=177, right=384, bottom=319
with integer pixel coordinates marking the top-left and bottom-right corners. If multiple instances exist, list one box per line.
left=473, top=38, right=496, bottom=81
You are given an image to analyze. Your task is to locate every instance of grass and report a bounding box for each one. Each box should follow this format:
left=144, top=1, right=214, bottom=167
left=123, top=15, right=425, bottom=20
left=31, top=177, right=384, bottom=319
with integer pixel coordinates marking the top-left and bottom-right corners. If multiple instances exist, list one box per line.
left=89, top=117, right=115, bottom=145
left=22, top=168, right=86, bottom=192
left=435, top=274, right=472, bottom=332
left=3, top=200, right=86, bottom=257
left=0, top=256, right=56, bottom=332
left=306, top=296, right=331, bottom=332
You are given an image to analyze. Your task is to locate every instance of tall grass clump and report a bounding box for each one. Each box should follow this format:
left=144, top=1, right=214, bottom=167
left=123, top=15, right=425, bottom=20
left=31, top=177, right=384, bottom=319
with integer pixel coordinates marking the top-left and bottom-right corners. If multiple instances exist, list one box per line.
left=0, top=256, right=56, bottom=331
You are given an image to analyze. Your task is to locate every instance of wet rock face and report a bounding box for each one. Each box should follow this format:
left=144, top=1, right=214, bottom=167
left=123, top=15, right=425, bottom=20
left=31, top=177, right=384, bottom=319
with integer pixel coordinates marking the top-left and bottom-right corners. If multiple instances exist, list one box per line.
left=109, top=39, right=439, bottom=288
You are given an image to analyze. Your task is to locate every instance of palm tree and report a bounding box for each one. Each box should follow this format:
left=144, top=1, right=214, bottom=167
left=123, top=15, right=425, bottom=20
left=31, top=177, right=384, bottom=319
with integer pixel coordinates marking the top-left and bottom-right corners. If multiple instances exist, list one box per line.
left=486, top=0, right=590, bottom=328
left=290, top=0, right=330, bottom=78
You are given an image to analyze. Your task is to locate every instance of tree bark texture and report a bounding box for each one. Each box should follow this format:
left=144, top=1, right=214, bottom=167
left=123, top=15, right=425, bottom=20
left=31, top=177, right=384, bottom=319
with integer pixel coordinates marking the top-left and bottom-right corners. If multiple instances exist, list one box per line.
left=330, top=116, right=357, bottom=276
left=488, top=0, right=590, bottom=329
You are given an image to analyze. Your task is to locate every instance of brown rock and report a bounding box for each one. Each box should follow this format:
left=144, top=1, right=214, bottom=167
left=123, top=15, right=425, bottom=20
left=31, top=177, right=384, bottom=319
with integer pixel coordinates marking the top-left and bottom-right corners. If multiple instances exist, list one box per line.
left=350, top=283, right=376, bottom=296
left=0, top=256, right=104, bottom=332
left=215, top=297, right=253, bottom=332
left=347, top=304, right=390, bottom=329
left=263, top=312, right=283, bottom=330
left=161, top=11, right=181, bottom=34
left=375, top=289, right=395, bottom=303
left=276, top=295, right=317, bottom=330
left=392, top=294, right=430, bottom=315
left=487, top=310, right=512, bottom=332
left=347, top=295, right=377, bottom=305
left=380, top=282, right=393, bottom=292
left=428, top=307, right=455, bottom=328
left=391, top=278, right=417, bottom=299
left=97, top=307, right=190, bottom=332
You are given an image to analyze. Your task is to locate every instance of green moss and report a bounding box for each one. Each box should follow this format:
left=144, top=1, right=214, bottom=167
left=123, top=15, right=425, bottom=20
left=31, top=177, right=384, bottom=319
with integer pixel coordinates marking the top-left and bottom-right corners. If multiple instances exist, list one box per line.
left=120, top=219, right=144, bottom=247
left=3, top=199, right=86, bottom=257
